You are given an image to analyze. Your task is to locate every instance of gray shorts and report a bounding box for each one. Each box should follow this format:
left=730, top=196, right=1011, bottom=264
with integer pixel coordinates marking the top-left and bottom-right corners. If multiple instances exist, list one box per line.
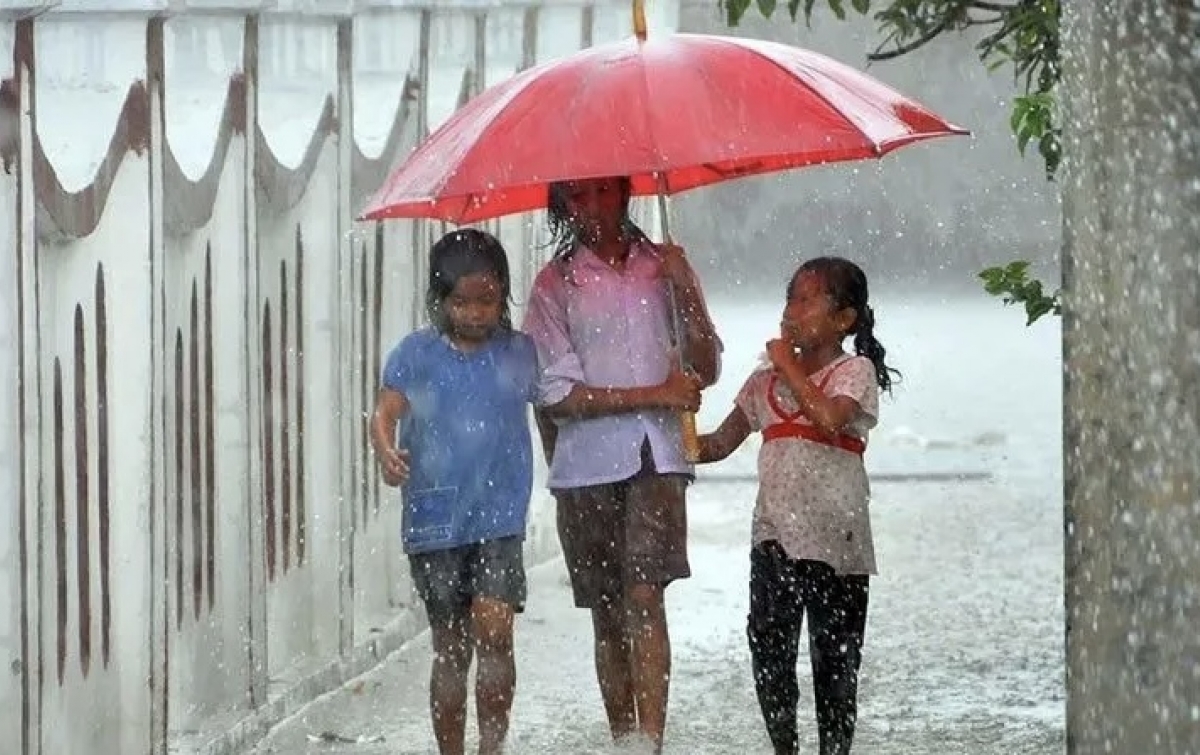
left=408, top=536, right=527, bottom=625
left=553, top=448, right=690, bottom=609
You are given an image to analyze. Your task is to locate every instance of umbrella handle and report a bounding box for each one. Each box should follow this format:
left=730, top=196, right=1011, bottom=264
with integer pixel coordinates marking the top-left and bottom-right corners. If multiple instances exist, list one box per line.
left=665, top=277, right=701, bottom=464
left=656, top=187, right=702, bottom=464
left=632, top=0, right=648, bottom=41
left=680, top=407, right=701, bottom=463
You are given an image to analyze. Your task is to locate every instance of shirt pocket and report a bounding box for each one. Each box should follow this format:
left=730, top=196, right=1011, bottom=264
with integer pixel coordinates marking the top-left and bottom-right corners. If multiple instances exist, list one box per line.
left=403, top=486, right=460, bottom=548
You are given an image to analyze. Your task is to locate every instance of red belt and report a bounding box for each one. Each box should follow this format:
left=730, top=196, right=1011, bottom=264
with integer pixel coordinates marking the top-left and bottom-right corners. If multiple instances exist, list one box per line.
left=762, top=422, right=866, bottom=456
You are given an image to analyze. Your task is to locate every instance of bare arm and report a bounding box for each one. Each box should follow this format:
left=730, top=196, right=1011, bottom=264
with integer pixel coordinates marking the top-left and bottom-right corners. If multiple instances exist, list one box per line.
left=672, top=278, right=721, bottom=388
left=541, top=361, right=700, bottom=420
left=523, top=260, right=702, bottom=423
left=774, top=360, right=863, bottom=437
left=696, top=405, right=753, bottom=464
left=369, top=388, right=410, bottom=487
left=657, top=243, right=721, bottom=387
left=533, top=408, right=558, bottom=466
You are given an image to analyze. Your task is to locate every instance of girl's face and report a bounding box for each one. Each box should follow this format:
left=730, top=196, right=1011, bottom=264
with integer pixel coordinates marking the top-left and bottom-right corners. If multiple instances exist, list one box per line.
left=781, top=271, right=856, bottom=350
left=444, top=272, right=504, bottom=346
left=561, top=177, right=626, bottom=243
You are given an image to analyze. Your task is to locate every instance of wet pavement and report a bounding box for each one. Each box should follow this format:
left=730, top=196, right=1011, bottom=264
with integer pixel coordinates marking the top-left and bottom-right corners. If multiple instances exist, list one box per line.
left=247, top=476, right=1065, bottom=755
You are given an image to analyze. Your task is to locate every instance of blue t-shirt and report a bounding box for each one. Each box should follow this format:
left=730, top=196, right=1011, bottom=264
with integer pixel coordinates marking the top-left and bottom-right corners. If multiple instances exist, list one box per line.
left=381, top=327, right=538, bottom=554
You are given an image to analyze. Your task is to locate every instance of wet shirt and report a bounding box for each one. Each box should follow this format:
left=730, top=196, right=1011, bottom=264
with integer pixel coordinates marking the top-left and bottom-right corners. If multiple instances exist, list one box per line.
left=523, top=241, right=719, bottom=488
left=382, top=327, right=539, bottom=554
left=735, top=355, right=880, bottom=575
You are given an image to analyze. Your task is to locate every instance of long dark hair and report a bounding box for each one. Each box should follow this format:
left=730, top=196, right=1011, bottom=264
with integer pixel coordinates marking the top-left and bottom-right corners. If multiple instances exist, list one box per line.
left=425, top=228, right=512, bottom=332
left=545, top=177, right=650, bottom=264
left=790, top=256, right=899, bottom=393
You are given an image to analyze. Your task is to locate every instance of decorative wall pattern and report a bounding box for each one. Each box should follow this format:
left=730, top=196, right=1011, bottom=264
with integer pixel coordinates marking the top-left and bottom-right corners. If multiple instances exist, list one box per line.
left=0, top=3, right=650, bottom=753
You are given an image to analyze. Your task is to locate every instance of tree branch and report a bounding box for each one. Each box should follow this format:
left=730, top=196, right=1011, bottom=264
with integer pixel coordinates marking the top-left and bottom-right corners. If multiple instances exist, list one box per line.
left=967, top=0, right=1017, bottom=11
left=866, top=16, right=951, bottom=60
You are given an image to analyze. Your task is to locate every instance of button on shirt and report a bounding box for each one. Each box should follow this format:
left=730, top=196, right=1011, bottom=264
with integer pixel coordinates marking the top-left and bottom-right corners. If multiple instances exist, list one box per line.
left=522, top=242, right=719, bottom=489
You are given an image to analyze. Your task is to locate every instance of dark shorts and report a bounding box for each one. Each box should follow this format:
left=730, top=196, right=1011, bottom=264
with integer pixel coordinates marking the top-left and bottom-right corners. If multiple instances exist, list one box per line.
left=553, top=448, right=690, bottom=609
left=408, top=536, right=527, bottom=625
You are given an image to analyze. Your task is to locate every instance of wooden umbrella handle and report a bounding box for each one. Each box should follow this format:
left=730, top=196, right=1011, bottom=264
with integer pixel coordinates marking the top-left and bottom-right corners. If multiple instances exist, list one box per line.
left=632, top=0, right=648, bottom=41
left=680, top=410, right=701, bottom=463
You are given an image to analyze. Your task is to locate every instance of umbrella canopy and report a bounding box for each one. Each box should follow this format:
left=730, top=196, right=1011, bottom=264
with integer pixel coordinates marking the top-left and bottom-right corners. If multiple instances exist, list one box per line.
left=360, top=32, right=968, bottom=224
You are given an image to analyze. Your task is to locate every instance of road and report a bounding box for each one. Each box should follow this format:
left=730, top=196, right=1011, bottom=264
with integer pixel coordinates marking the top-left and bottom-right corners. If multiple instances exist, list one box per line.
left=247, top=476, right=1065, bottom=755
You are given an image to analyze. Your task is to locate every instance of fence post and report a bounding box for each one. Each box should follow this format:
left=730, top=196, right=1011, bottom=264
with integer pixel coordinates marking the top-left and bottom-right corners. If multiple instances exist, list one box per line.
left=240, top=11, right=269, bottom=711
left=145, top=16, right=171, bottom=753
left=335, top=13, right=356, bottom=656
left=12, top=18, right=41, bottom=755
left=410, top=8, right=430, bottom=331
left=1, top=11, right=46, bottom=755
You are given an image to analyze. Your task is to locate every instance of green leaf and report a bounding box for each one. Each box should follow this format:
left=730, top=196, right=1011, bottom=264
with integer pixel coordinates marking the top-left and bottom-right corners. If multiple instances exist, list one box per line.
left=1039, top=130, right=1062, bottom=178
left=978, top=267, right=1009, bottom=296
left=1006, top=260, right=1031, bottom=277
left=1025, top=296, right=1055, bottom=326
left=1016, top=130, right=1032, bottom=155
left=787, top=0, right=818, bottom=24
left=723, top=0, right=753, bottom=26
left=828, top=0, right=847, bottom=21
left=850, top=0, right=870, bottom=14
left=978, top=260, right=1060, bottom=324
left=756, top=0, right=778, bottom=17
left=1010, top=102, right=1027, bottom=133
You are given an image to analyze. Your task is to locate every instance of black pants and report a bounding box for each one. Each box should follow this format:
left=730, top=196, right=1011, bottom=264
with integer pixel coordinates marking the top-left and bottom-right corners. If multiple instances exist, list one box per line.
left=747, top=540, right=870, bottom=755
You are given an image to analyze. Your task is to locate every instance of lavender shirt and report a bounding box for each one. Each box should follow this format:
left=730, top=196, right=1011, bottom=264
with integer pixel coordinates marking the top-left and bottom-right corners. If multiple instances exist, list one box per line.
left=522, top=241, right=720, bottom=489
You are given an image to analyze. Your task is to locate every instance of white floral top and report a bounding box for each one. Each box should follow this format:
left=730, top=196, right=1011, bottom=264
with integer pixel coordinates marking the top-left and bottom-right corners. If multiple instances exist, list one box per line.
left=735, top=354, right=880, bottom=575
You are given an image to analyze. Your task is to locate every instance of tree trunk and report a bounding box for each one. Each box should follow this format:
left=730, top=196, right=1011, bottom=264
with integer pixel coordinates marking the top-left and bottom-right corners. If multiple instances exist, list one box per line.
left=1061, top=0, right=1200, bottom=751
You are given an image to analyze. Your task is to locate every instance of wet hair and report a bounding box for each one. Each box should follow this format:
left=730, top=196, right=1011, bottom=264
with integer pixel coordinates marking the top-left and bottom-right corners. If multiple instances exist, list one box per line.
left=425, top=228, right=512, bottom=332
left=789, top=256, right=899, bottom=393
left=545, top=176, right=650, bottom=264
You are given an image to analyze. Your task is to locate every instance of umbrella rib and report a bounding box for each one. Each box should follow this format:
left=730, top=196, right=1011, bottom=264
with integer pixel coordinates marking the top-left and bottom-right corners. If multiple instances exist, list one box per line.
left=437, top=69, right=553, bottom=218
left=636, top=42, right=665, bottom=191
left=573, top=59, right=611, bottom=171
left=722, top=37, right=892, bottom=152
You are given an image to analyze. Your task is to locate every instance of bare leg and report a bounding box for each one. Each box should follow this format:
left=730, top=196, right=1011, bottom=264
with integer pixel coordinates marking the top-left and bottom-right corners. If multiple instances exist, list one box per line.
left=591, top=597, right=638, bottom=740
left=626, top=583, right=671, bottom=753
left=471, top=596, right=517, bottom=755
left=429, top=619, right=474, bottom=755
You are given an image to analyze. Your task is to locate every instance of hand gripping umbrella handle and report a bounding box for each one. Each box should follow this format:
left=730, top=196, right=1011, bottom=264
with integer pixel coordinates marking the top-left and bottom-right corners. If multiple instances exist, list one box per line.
left=656, top=183, right=702, bottom=464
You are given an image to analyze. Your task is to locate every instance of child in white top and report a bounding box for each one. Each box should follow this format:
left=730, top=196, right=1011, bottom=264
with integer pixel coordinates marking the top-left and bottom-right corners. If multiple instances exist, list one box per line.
left=697, top=256, right=897, bottom=755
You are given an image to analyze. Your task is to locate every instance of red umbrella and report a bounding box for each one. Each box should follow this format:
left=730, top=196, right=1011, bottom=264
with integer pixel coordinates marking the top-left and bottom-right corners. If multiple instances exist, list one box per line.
left=360, top=6, right=968, bottom=459
left=360, top=20, right=968, bottom=224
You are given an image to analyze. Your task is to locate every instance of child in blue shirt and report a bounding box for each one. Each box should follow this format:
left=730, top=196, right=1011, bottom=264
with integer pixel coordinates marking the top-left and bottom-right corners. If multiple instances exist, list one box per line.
left=370, top=229, right=539, bottom=755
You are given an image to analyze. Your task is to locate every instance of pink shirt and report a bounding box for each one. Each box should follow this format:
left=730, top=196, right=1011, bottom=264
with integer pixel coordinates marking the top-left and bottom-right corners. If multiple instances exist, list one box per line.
left=522, top=241, right=718, bottom=488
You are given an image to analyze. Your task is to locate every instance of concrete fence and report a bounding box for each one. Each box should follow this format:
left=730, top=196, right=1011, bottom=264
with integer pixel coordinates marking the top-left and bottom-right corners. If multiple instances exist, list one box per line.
left=0, top=1, right=678, bottom=753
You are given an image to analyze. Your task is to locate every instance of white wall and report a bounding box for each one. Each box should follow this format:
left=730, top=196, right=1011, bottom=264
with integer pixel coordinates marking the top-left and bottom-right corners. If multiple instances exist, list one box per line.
left=0, top=2, right=673, bottom=754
